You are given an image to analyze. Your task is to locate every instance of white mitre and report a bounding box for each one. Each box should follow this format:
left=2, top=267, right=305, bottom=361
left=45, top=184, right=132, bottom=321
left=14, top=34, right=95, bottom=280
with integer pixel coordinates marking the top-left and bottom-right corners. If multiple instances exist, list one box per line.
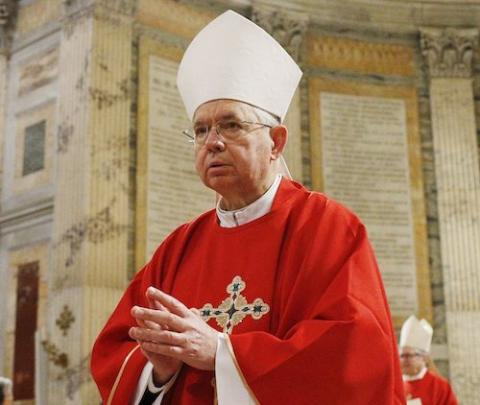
left=176, top=10, right=302, bottom=122
left=400, top=315, right=433, bottom=353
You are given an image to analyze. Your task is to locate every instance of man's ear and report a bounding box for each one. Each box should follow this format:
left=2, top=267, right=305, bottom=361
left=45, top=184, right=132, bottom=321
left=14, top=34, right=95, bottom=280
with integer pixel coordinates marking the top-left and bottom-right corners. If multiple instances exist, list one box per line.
left=270, top=125, right=288, bottom=159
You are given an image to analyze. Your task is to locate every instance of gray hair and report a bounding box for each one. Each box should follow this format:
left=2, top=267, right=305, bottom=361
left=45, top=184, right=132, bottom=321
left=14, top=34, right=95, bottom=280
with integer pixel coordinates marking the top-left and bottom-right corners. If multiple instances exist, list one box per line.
left=250, top=105, right=281, bottom=127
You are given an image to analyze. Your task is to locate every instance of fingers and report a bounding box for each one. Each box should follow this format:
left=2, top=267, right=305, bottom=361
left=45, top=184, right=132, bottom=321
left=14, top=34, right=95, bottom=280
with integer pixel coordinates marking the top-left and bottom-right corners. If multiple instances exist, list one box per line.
left=130, top=327, right=188, bottom=347
left=147, top=293, right=168, bottom=312
left=146, top=287, right=190, bottom=317
left=134, top=312, right=162, bottom=330
left=131, top=306, right=187, bottom=332
left=190, top=308, right=200, bottom=316
left=140, top=341, right=185, bottom=358
left=141, top=318, right=162, bottom=330
left=130, top=327, right=189, bottom=361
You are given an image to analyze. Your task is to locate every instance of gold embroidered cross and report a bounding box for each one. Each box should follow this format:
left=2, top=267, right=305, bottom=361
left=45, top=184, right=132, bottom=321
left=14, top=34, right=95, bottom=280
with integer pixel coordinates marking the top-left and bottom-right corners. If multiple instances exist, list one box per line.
left=199, top=276, right=270, bottom=334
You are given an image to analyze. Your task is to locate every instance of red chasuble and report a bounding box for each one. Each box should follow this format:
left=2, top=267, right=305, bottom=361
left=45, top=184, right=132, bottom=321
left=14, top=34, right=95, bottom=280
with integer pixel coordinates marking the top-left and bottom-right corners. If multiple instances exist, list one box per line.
left=91, top=179, right=405, bottom=404
left=404, top=371, right=458, bottom=405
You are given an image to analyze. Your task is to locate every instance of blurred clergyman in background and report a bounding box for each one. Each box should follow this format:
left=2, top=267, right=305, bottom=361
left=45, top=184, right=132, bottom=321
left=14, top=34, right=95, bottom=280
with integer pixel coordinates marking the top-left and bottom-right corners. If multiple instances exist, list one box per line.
left=400, top=315, right=458, bottom=405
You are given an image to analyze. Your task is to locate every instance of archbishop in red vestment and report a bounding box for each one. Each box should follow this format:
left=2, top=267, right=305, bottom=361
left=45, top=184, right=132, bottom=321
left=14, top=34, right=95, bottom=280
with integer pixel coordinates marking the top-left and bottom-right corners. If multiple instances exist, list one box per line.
left=91, top=179, right=405, bottom=404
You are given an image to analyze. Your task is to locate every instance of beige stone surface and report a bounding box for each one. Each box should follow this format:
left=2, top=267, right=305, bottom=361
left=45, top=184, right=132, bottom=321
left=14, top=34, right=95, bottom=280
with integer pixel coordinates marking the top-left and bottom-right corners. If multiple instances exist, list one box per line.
left=0, top=55, right=6, bottom=198
left=447, top=312, right=480, bottom=404
left=17, top=47, right=59, bottom=97
left=137, top=37, right=181, bottom=269
left=306, top=34, right=415, bottom=76
left=429, top=78, right=480, bottom=403
left=47, top=5, right=133, bottom=403
left=137, top=0, right=216, bottom=39
left=283, top=89, right=303, bottom=181
left=258, top=0, right=480, bottom=34
left=429, top=78, right=480, bottom=311
left=16, top=0, right=62, bottom=37
left=309, top=77, right=431, bottom=327
left=136, top=37, right=215, bottom=267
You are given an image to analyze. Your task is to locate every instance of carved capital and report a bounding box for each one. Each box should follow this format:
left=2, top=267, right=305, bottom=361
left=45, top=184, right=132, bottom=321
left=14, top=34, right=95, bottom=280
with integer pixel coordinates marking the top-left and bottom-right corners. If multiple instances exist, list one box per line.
left=99, top=0, right=135, bottom=16
left=0, top=0, right=18, bottom=51
left=62, top=0, right=94, bottom=22
left=251, top=8, right=308, bottom=63
left=62, top=0, right=134, bottom=38
left=0, top=0, right=12, bottom=26
left=420, top=27, right=478, bottom=78
left=63, top=0, right=134, bottom=16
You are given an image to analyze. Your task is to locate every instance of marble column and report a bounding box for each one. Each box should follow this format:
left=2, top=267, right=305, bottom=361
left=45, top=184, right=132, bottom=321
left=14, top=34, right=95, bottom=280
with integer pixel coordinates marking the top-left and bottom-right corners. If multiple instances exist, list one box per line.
left=421, top=27, right=480, bottom=404
left=0, top=0, right=16, bottom=198
left=251, top=7, right=308, bottom=182
left=0, top=0, right=15, bottom=378
left=46, top=0, right=135, bottom=402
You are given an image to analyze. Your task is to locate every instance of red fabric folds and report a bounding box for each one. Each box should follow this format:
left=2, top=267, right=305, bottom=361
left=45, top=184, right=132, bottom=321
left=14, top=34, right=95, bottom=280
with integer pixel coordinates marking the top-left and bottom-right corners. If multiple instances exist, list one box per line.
left=404, top=370, right=458, bottom=405
left=91, top=179, right=405, bottom=404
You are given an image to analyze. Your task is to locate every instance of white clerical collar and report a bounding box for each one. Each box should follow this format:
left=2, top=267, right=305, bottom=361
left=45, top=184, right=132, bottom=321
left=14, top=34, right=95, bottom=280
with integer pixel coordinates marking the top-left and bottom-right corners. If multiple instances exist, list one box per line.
left=216, top=174, right=282, bottom=228
left=403, top=367, right=428, bottom=382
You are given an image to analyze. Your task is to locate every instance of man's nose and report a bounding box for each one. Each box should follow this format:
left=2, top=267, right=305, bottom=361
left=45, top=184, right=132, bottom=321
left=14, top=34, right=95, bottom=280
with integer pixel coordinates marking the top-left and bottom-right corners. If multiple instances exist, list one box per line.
left=204, top=125, right=223, bottom=146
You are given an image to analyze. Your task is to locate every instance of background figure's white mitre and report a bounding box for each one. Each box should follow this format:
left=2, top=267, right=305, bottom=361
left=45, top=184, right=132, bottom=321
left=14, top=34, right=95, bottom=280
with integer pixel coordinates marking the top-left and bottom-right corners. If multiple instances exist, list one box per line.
left=400, top=315, right=433, bottom=353
left=176, top=10, right=303, bottom=122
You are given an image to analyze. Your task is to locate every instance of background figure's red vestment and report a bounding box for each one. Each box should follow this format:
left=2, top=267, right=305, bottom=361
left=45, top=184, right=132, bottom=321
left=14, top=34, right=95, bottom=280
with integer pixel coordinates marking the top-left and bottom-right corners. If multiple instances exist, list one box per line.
left=404, top=370, right=458, bottom=405
left=91, top=179, right=405, bottom=404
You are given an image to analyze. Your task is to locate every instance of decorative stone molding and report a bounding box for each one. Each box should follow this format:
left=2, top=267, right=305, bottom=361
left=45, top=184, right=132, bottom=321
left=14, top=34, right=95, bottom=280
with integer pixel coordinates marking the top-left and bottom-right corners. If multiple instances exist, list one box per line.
left=0, top=0, right=17, bottom=51
left=63, top=0, right=93, bottom=15
left=0, top=0, right=14, bottom=26
left=251, top=8, right=308, bottom=62
left=55, top=356, right=91, bottom=400
left=63, top=0, right=134, bottom=17
left=420, top=27, right=478, bottom=78
left=99, top=0, right=135, bottom=15
left=41, top=340, right=69, bottom=369
left=55, top=200, right=129, bottom=267
left=62, top=0, right=134, bottom=40
left=56, top=305, right=75, bottom=336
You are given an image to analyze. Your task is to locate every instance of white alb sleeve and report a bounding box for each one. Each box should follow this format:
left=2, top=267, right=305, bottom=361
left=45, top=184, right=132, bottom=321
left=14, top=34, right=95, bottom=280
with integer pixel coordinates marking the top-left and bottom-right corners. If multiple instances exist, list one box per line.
left=131, top=362, right=179, bottom=405
left=215, top=333, right=257, bottom=405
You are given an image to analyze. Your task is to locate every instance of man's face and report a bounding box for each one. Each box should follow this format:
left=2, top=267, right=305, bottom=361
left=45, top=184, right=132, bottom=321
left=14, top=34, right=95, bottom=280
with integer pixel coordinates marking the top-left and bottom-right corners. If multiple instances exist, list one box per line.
left=193, top=100, right=278, bottom=204
left=400, top=346, right=427, bottom=376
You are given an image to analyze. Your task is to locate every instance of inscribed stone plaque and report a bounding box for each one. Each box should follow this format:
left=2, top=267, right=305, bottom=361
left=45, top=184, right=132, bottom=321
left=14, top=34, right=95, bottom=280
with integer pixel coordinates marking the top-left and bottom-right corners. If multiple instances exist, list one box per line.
left=319, top=92, right=418, bottom=316
left=137, top=39, right=214, bottom=265
left=22, top=120, right=46, bottom=176
left=18, top=47, right=59, bottom=97
left=309, top=78, right=432, bottom=325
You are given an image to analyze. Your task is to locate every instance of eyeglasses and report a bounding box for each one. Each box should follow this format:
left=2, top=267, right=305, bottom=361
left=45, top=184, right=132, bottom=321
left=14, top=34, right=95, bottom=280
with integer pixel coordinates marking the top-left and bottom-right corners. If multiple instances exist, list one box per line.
left=182, top=120, right=273, bottom=146
left=400, top=352, right=423, bottom=359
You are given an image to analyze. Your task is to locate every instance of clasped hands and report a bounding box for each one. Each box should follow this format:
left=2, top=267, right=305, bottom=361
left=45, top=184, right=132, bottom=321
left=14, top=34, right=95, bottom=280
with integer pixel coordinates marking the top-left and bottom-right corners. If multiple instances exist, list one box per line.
left=129, top=287, right=220, bottom=385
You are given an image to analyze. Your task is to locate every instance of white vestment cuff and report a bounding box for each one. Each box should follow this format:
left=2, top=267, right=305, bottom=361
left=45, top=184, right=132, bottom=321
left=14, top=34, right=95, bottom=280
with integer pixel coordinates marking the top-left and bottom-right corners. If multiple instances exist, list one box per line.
left=215, top=333, right=256, bottom=405
left=132, top=361, right=179, bottom=405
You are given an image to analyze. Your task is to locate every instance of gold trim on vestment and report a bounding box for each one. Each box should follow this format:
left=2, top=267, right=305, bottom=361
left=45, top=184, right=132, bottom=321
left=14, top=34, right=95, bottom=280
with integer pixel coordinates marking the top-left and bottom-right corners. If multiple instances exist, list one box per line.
left=106, top=344, right=141, bottom=405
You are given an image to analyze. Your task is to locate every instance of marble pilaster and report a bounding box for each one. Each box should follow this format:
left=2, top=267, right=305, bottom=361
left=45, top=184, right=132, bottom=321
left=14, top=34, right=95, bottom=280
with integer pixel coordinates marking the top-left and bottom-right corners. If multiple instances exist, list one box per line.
left=421, top=27, right=480, bottom=404
left=0, top=0, right=17, bottom=199
left=47, top=1, right=134, bottom=403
